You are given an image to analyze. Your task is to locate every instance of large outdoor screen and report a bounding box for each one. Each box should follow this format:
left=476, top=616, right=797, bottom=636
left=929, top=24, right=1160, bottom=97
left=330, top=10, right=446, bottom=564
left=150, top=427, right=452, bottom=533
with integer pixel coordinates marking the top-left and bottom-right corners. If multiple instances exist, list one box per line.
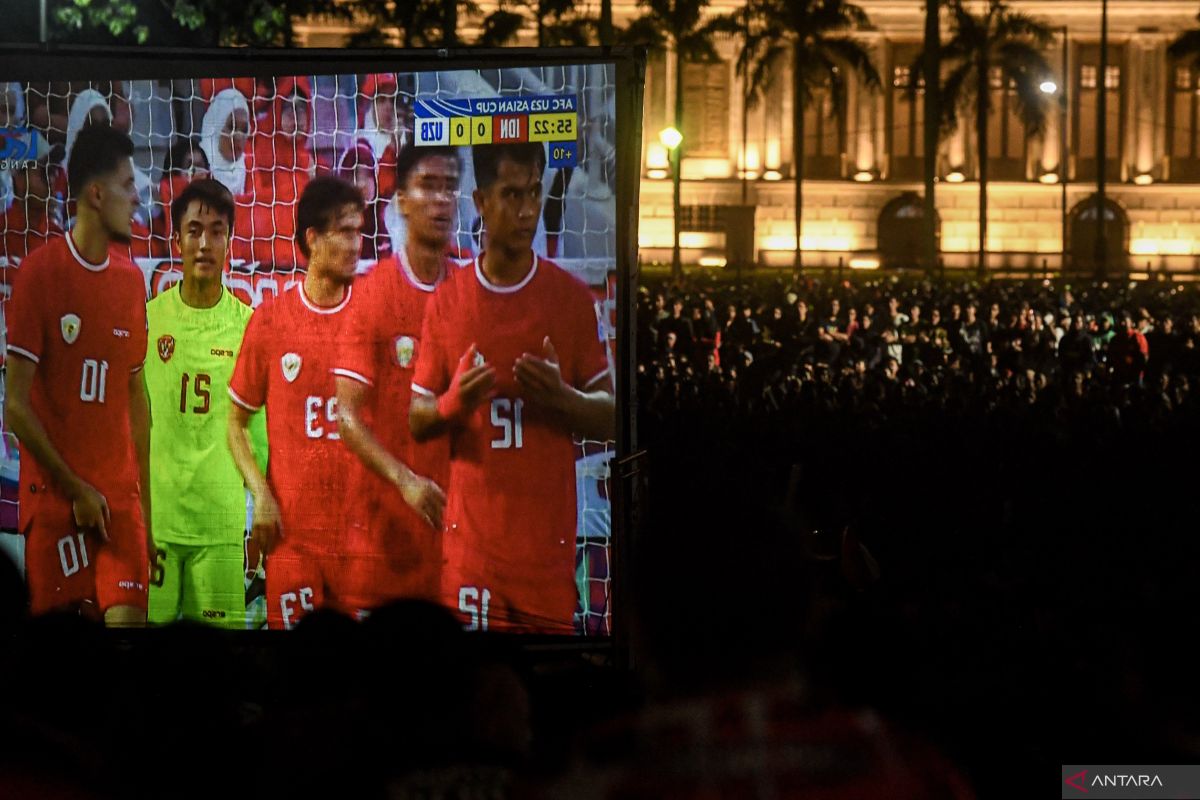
left=0, top=51, right=637, bottom=635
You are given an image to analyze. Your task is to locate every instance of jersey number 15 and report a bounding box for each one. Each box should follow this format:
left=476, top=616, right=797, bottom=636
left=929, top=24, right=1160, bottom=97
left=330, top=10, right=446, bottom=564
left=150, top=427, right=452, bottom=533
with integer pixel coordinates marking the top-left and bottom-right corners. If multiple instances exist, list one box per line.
left=179, top=372, right=212, bottom=414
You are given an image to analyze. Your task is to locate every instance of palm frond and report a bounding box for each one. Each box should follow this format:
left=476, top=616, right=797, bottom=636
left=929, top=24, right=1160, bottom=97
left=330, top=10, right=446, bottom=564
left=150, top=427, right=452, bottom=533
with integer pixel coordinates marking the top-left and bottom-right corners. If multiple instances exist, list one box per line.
left=474, top=8, right=525, bottom=45
left=744, top=42, right=788, bottom=106
left=993, top=10, right=1053, bottom=48
left=939, top=60, right=975, bottom=137
left=820, top=35, right=881, bottom=90
left=1168, top=28, right=1200, bottom=70
left=619, top=14, right=665, bottom=48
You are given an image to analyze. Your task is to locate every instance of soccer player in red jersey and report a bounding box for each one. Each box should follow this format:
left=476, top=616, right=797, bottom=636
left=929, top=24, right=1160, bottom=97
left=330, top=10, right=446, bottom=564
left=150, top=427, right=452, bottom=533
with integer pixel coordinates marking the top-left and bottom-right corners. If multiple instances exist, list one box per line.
left=226, top=176, right=442, bottom=629
left=334, top=146, right=459, bottom=610
left=4, top=125, right=152, bottom=626
left=410, top=142, right=614, bottom=634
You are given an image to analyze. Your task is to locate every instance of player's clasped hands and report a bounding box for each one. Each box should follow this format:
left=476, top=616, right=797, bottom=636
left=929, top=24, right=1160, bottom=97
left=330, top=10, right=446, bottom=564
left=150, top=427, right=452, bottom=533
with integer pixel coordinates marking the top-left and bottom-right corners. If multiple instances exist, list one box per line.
left=70, top=481, right=111, bottom=542
left=515, top=336, right=571, bottom=410
left=439, top=342, right=496, bottom=424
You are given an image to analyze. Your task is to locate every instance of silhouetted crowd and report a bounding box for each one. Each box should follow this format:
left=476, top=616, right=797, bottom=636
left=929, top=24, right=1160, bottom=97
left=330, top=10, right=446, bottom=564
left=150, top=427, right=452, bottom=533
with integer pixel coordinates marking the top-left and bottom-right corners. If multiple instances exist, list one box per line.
left=639, top=273, right=1200, bottom=436
left=9, top=271, right=1200, bottom=800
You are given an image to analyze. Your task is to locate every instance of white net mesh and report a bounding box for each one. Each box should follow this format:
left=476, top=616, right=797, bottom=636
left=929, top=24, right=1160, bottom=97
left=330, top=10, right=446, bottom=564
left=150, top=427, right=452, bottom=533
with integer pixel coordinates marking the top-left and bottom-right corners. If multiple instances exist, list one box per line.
left=0, top=65, right=617, bottom=634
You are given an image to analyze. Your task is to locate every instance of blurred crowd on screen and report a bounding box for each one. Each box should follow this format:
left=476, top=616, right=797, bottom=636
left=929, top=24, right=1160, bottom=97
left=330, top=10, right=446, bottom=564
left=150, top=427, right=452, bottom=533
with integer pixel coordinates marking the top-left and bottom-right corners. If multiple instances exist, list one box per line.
left=0, top=76, right=410, bottom=268
left=639, top=272, right=1200, bottom=436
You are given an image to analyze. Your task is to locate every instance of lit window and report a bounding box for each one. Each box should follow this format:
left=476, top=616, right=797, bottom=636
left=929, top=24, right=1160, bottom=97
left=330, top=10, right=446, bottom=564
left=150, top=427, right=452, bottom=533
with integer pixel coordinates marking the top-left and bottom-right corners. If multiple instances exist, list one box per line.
left=1176, top=66, right=1192, bottom=91
left=1105, top=65, right=1120, bottom=89
left=1081, top=65, right=1097, bottom=89
left=989, top=67, right=1003, bottom=89
left=893, top=66, right=910, bottom=88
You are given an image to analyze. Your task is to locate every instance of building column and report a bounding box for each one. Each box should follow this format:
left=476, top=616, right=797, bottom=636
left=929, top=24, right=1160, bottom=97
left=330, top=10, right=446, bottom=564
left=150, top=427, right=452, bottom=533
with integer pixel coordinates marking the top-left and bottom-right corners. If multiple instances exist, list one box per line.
left=875, top=42, right=890, bottom=178
left=1040, top=40, right=1067, bottom=177
left=948, top=120, right=968, bottom=176
left=1131, top=33, right=1158, bottom=180
left=764, top=54, right=785, bottom=175
left=852, top=32, right=883, bottom=178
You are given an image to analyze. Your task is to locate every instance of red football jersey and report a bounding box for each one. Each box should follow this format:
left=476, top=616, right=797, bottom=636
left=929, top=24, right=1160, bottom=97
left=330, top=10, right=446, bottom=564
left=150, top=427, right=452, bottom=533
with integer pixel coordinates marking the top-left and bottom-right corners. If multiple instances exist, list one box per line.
left=228, top=282, right=357, bottom=553
left=5, top=234, right=148, bottom=511
left=335, top=251, right=454, bottom=516
left=412, top=253, right=609, bottom=573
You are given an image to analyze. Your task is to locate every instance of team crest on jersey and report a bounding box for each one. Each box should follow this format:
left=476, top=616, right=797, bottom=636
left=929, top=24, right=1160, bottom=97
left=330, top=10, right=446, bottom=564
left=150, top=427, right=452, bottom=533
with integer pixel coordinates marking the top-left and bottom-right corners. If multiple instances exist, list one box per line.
left=157, top=335, right=175, bottom=362
left=60, top=314, right=81, bottom=345
left=394, top=335, right=417, bottom=368
left=281, top=352, right=302, bottom=383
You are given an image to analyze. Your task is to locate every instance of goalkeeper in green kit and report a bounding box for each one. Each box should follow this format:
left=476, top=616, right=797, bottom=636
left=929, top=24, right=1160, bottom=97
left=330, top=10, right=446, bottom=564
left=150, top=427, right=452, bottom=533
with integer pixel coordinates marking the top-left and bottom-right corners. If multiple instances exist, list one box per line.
left=144, top=178, right=265, bottom=628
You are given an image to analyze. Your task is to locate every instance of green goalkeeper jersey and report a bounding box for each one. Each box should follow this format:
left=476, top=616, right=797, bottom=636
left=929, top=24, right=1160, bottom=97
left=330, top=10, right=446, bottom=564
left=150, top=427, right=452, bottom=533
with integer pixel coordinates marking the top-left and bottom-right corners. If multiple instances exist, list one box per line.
left=145, top=285, right=267, bottom=546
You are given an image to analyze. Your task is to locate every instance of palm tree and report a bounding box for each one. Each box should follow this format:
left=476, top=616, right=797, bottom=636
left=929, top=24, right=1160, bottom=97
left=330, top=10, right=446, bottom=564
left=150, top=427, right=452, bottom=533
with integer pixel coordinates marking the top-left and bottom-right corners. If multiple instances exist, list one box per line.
left=600, top=0, right=614, bottom=45
left=922, top=0, right=942, bottom=275
left=924, top=0, right=1052, bottom=277
left=623, top=0, right=729, bottom=281
left=732, top=0, right=879, bottom=271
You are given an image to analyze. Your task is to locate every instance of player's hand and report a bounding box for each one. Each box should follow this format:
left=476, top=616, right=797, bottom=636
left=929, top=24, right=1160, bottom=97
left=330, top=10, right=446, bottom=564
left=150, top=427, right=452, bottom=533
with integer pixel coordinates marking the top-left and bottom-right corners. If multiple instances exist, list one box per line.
left=396, top=470, right=446, bottom=531
left=438, top=343, right=496, bottom=424
left=70, top=482, right=111, bottom=543
left=515, top=337, right=573, bottom=411
left=250, top=491, right=283, bottom=555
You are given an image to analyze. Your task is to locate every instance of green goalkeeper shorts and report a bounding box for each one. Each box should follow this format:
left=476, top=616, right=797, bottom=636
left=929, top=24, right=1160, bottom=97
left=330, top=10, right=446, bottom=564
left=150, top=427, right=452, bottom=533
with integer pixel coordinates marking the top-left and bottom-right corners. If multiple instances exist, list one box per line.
left=148, top=541, right=246, bottom=630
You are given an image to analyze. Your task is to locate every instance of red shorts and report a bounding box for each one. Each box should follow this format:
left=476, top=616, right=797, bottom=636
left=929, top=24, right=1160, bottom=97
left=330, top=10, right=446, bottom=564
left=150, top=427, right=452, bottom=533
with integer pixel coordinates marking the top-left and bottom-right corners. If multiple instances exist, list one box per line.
left=440, top=523, right=576, bottom=635
left=22, top=489, right=148, bottom=616
left=265, top=536, right=371, bottom=629
left=340, top=498, right=443, bottom=611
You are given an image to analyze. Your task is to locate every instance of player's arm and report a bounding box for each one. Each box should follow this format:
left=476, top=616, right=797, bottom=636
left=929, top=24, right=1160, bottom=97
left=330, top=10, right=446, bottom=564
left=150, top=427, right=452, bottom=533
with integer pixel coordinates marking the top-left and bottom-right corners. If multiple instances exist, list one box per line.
left=129, top=367, right=153, bottom=555
left=515, top=336, right=615, bottom=441
left=335, top=375, right=444, bottom=530
left=227, top=402, right=281, bottom=553
left=4, top=355, right=113, bottom=539
left=410, top=342, right=496, bottom=443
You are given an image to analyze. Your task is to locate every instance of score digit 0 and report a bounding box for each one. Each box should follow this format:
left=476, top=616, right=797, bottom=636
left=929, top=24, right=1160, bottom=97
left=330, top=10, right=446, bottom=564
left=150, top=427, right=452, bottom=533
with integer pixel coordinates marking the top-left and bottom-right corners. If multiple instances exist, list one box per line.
left=450, top=117, right=471, bottom=145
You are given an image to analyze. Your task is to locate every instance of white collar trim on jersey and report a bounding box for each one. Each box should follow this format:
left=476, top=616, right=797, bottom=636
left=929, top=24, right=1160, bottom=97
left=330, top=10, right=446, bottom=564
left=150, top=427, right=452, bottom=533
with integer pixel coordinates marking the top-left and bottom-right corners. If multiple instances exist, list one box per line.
left=399, top=248, right=440, bottom=294
left=299, top=282, right=353, bottom=314
left=67, top=231, right=109, bottom=272
left=475, top=251, right=538, bottom=294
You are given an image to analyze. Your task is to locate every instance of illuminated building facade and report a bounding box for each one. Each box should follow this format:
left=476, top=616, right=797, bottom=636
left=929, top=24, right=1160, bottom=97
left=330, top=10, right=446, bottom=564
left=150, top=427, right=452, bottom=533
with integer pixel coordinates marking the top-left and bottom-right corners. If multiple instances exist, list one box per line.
left=297, top=1, right=1200, bottom=273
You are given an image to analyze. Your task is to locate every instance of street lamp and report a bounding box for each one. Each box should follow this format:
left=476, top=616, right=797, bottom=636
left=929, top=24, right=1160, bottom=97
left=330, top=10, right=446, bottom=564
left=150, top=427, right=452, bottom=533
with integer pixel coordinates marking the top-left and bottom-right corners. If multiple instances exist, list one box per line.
left=660, top=126, right=683, bottom=280
left=1041, top=26, right=1069, bottom=272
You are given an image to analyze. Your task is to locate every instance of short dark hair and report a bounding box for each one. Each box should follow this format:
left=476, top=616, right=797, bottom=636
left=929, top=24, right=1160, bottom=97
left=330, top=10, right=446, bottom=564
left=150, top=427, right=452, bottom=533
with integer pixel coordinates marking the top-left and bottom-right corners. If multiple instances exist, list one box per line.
left=163, top=136, right=206, bottom=175
left=67, top=124, right=133, bottom=201
left=471, top=142, right=545, bottom=191
left=171, top=178, right=234, bottom=233
left=296, top=176, right=364, bottom=258
left=394, top=145, right=459, bottom=192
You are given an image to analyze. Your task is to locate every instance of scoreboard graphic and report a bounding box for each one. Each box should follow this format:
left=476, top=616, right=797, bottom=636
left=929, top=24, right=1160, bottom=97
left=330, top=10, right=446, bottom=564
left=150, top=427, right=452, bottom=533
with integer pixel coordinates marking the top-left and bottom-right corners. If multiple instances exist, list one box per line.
left=414, top=94, right=579, bottom=168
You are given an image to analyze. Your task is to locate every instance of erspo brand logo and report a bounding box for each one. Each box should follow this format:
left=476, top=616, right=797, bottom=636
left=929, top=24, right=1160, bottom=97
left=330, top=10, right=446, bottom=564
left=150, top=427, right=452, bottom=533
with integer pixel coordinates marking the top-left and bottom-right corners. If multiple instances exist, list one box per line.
left=0, top=127, right=41, bottom=170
